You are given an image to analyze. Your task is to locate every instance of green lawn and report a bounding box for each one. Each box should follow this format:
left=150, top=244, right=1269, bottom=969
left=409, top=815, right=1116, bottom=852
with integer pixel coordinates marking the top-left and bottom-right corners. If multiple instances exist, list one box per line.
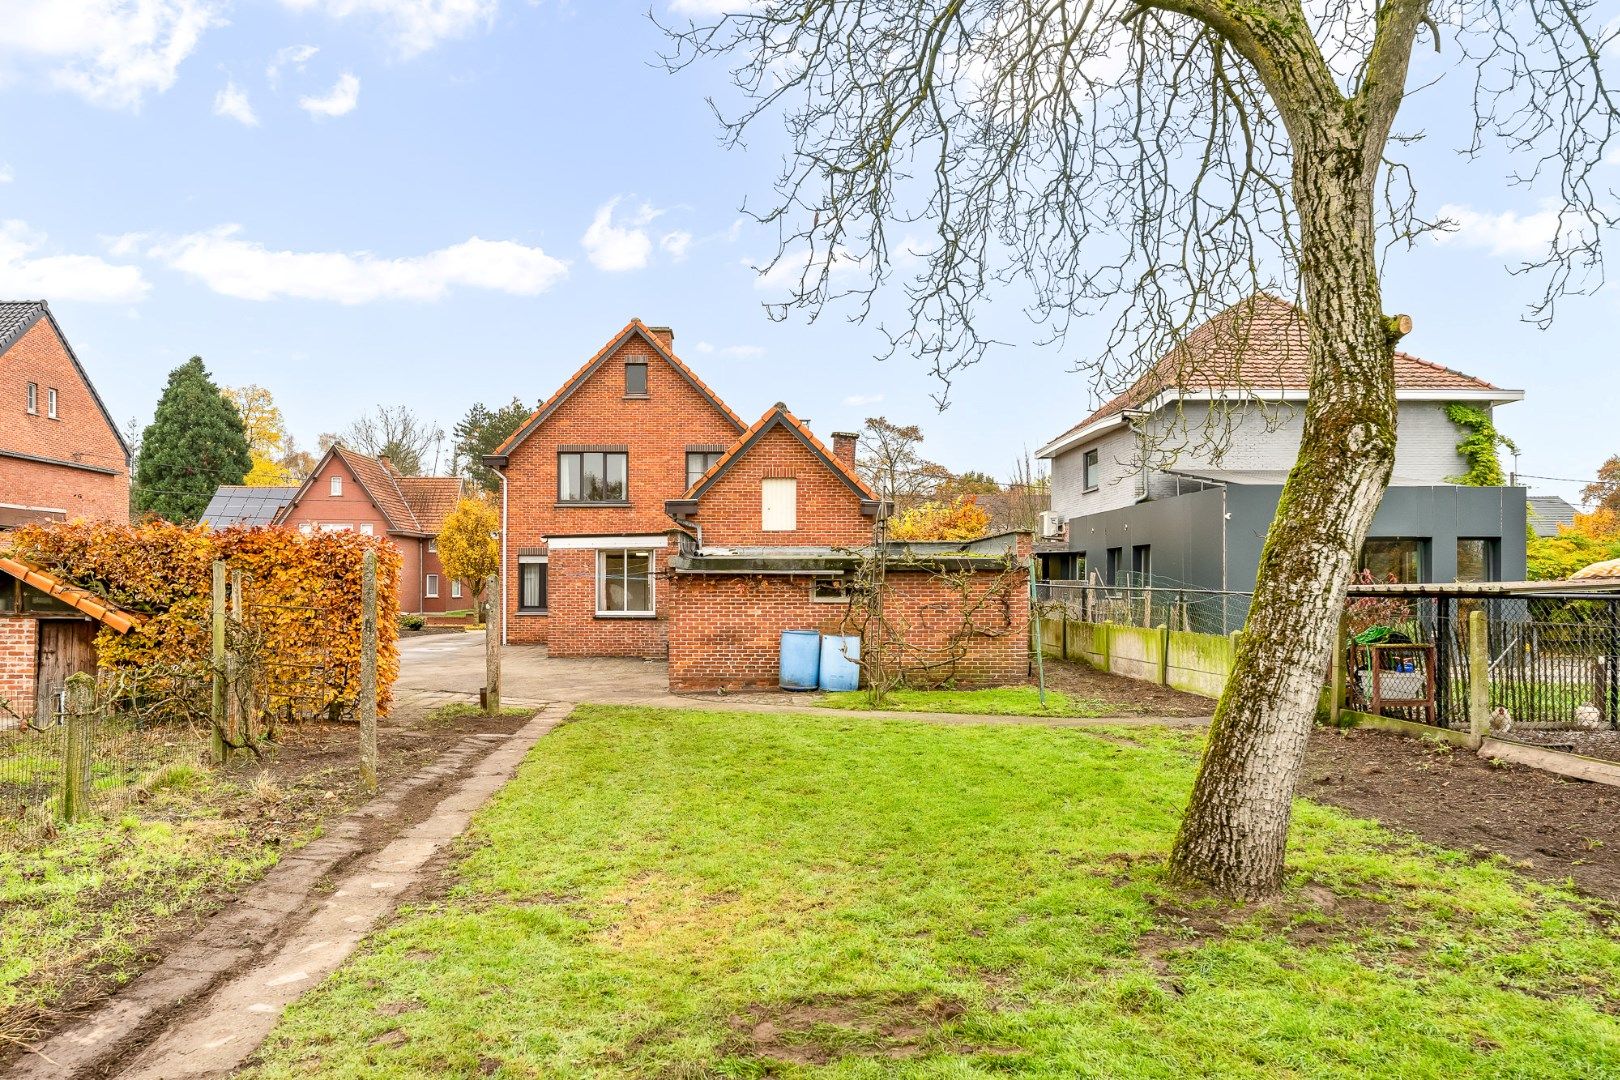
left=815, top=686, right=1109, bottom=717
left=248, top=706, right=1620, bottom=1078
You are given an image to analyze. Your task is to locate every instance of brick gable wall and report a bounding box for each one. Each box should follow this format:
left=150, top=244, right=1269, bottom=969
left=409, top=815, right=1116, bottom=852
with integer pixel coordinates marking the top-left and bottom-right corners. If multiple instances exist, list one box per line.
left=0, top=320, right=128, bottom=524
left=500, top=336, right=741, bottom=647
left=687, top=424, right=872, bottom=548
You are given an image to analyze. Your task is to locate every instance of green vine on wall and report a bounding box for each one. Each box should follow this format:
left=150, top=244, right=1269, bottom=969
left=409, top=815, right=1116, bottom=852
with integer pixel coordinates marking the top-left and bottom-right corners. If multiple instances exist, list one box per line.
left=1445, top=404, right=1518, bottom=487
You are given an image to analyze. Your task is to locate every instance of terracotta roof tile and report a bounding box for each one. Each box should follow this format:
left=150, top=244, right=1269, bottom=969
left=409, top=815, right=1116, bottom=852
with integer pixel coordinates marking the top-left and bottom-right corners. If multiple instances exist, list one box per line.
left=0, top=556, right=142, bottom=633
left=333, top=447, right=419, bottom=532
left=685, top=402, right=880, bottom=503
left=1044, top=294, right=1506, bottom=448
left=396, top=476, right=465, bottom=533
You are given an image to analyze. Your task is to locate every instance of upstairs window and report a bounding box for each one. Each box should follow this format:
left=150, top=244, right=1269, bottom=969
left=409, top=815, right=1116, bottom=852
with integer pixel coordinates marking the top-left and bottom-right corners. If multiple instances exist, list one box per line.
left=46, top=388, right=57, bottom=419
left=359, top=523, right=374, bottom=536
left=559, top=451, right=628, bottom=503
left=25, top=382, right=37, bottom=414
left=625, top=362, right=648, bottom=397
left=330, top=474, right=343, bottom=496
left=762, top=477, right=798, bottom=531
left=1082, top=449, right=1100, bottom=492
left=685, top=450, right=723, bottom=489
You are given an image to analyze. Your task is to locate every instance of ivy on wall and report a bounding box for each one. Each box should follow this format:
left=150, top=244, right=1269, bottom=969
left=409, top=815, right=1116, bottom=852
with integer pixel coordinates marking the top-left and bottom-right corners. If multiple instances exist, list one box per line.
left=1445, top=404, right=1518, bottom=487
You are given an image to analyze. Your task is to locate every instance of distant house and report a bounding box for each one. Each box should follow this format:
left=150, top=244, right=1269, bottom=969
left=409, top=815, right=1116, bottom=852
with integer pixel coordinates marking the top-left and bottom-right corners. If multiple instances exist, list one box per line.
left=201, top=485, right=299, bottom=529
left=1036, top=295, right=1527, bottom=619
left=0, top=301, right=130, bottom=529
left=1527, top=495, right=1578, bottom=537
left=272, top=447, right=465, bottom=613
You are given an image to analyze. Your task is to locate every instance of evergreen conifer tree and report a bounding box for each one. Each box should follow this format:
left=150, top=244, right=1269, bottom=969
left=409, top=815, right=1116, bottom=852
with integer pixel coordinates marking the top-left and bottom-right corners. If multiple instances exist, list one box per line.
left=135, top=357, right=252, bottom=522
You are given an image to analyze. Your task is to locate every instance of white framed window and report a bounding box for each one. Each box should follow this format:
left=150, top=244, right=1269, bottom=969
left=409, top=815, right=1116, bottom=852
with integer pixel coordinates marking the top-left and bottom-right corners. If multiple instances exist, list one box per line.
left=686, top=450, right=723, bottom=489
left=450, top=579, right=462, bottom=599
left=319, top=523, right=352, bottom=532
left=25, top=382, right=37, bottom=414
left=298, top=522, right=313, bottom=536
left=425, top=573, right=439, bottom=598
left=427, top=538, right=437, bottom=553
left=518, top=555, right=548, bottom=611
left=597, top=549, right=654, bottom=616
left=359, top=523, right=374, bottom=535
left=761, top=477, right=797, bottom=531
left=330, top=474, right=343, bottom=496
left=46, top=388, right=58, bottom=419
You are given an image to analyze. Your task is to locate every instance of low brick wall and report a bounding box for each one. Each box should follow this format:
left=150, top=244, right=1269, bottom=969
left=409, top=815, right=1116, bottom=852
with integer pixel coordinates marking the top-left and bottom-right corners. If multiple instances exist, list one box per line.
left=545, top=547, right=669, bottom=659
left=669, top=569, right=1030, bottom=693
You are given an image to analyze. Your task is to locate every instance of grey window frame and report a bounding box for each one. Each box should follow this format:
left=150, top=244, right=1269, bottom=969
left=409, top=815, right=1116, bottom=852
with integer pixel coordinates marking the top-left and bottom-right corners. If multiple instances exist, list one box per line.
left=685, top=450, right=723, bottom=489
left=558, top=451, right=629, bottom=503
left=518, top=556, right=549, bottom=612
left=624, top=362, right=649, bottom=398
left=1082, top=449, right=1100, bottom=492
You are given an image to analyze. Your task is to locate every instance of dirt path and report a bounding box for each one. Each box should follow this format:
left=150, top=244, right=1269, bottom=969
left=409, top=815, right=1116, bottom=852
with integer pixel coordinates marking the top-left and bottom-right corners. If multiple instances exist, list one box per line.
left=10, top=710, right=560, bottom=1079
left=1304, top=726, right=1620, bottom=904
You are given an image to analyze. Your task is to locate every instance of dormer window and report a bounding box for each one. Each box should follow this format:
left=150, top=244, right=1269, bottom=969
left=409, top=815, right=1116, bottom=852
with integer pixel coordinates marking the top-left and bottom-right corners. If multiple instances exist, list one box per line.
left=330, top=475, right=343, bottom=496
left=625, top=362, right=648, bottom=397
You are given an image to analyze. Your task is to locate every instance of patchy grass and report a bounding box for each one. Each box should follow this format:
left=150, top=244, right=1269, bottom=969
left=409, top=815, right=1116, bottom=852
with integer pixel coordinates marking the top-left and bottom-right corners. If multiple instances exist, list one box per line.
left=423, top=702, right=535, bottom=726
left=815, top=685, right=1112, bottom=717
left=249, top=706, right=1620, bottom=1078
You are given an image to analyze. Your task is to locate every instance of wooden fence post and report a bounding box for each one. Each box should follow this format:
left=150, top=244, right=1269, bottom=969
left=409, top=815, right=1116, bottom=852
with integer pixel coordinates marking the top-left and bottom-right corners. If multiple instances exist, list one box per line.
left=227, top=567, right=244, bottom=748
left=484, top=575, right=502, bottom=717
left=1330, top=617, right=1347, bottom=727
left=210, top=560, right=227, bottom=765
left=359, top=549, right=379, bottom=794
left=59, top=672, right=94, bottom=823
left=1468, top=608, right=1489, bottom=749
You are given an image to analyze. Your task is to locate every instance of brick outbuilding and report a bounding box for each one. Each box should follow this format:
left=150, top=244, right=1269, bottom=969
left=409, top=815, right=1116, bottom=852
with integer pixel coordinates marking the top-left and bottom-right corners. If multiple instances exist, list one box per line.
left=0, top=556, right=141, bottom=726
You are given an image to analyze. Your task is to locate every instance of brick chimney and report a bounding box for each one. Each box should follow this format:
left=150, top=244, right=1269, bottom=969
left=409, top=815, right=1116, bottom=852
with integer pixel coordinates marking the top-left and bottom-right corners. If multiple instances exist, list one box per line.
left=646, top=325, right=675, bottom=350
left=831, top=431, right=858, bottom=469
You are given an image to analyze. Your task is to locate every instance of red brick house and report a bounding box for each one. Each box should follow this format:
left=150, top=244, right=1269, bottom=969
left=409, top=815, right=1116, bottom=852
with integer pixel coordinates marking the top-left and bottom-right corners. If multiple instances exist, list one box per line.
left=484, top=319, right=747, bottom=656
left=489, top=322, right=1032, bottom=690
left=0, top=301, right=131, bottom=529
left=663, top=403, right=1030, bottom=692
left=272, top=446, right=464, bottom=613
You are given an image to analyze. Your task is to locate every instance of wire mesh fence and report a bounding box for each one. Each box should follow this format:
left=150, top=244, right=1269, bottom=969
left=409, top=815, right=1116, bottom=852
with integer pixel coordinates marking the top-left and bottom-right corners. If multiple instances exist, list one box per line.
left=1036, top=578, right=1252, bottom=636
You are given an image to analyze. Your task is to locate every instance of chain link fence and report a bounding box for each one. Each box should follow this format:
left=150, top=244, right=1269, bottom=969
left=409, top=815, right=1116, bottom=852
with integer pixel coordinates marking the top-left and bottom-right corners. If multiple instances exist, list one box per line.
left=1036, top=577, right=1252, bottom=636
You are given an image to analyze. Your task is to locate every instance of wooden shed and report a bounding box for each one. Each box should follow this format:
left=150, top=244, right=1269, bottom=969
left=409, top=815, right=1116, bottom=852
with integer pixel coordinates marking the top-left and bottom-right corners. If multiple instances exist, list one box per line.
left=0, top=556, right=141, bottom=726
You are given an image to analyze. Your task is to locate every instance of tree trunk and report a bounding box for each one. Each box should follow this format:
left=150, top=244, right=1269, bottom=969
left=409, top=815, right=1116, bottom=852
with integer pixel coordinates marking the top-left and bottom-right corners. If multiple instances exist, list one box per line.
left=1168, top=124, right=1400, bottom=899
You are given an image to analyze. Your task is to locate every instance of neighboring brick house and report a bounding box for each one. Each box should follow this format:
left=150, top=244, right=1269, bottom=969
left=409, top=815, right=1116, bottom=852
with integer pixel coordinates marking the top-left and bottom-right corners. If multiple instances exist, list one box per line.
left=484, top=319, right=746, bottom=657
left=0, top=555, right=141, bottom=726
left=663, top=402, right=1030, bottom=692
left=0, top=301, right=131, bottom=529
left=271, top=447, right=464, bottom=613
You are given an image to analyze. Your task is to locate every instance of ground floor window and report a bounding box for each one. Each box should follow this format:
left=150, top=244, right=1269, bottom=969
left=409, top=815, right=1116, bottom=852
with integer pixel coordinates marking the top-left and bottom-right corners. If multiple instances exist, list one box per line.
left=811, top=578, right=850, bottom=603
left=425, top=573, right=439, bottom=598
left=1456, top=538, right=1498, bottom=583
left=598, top=549, right=654, bottom=616
left=450, top=579, right=462, bottom=599
left=1361, top=538, right=1425, bottom=583
left=518, top=556, right=548, bottom=612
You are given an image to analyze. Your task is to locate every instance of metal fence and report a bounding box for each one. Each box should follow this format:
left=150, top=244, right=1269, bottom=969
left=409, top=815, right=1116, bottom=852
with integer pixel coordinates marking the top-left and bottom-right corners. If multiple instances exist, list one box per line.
left=1036, top=578, right=1253, bottom=636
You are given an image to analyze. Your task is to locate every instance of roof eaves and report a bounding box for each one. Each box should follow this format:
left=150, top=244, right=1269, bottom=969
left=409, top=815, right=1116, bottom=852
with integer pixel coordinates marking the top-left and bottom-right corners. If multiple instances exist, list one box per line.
left=0, top=555, right=142, bottom=633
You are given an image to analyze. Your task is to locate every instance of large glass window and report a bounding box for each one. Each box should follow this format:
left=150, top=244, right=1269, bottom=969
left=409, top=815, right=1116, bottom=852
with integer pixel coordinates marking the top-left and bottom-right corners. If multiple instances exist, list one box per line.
left=1360, top=538, right=1425, bottom=583
left=559, top=452, right=628, bottom=502
left=1457, top=538, right=1497, bottom=583
left=1082, top=449, right=1100, bottom=491
left=686, top=451, right=723, bottom=489
left=518, top=557, right=548, bottom=611
left=598, top=550, right=654, bottom=615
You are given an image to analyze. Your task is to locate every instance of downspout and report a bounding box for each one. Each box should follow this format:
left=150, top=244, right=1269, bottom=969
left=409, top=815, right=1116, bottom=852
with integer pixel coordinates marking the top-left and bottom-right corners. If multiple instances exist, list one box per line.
left=499, top=470, right=509, bottom=647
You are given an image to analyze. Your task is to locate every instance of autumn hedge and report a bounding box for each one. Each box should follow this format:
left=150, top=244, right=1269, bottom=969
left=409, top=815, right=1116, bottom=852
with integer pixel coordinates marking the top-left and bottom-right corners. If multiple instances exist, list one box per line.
left=6, top=521, right=401, bottom=719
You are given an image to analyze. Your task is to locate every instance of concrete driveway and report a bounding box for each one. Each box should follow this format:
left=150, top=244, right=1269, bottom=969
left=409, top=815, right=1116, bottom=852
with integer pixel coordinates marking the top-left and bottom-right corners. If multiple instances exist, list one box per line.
left=396, top=631, right=676, bottom=709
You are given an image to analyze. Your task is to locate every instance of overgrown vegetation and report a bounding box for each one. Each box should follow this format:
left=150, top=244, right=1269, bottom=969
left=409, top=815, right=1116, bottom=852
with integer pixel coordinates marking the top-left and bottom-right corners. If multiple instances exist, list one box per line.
left=817, top=685, right=1104, bottom=716
left=1445, top=404, right=1519, bottom=487
left=248, top=707, right=1620, bottom=1077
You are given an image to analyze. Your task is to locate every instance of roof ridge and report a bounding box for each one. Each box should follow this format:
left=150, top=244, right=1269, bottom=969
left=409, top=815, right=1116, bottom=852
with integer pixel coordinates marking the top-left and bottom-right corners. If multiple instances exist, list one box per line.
left=683, top=402, right=879, bottom=504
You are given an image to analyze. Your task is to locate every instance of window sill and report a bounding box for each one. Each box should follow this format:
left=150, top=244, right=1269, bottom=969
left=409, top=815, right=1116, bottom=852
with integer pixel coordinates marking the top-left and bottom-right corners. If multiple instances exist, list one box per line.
left=516, top=608, right=549, bottom=616
left=623, top=394, right=650, bottom=400
left=594, top=612, right=657, bottom=620
left=555, top=501, right=632, bottom=508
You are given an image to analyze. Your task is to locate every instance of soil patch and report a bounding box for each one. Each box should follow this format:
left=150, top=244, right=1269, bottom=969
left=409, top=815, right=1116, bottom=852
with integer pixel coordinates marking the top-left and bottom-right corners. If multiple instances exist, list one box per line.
left=1038, top=657, right=1211, bottom=716
left=1304, top=726, right=1620, bottom=903
left=729, top=993, right=970, bottom=1064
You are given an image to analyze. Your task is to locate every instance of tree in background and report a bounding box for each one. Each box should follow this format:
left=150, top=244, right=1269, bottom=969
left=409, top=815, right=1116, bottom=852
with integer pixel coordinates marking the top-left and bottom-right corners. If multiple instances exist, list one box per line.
left=668, top=0, right=1617, bottom=898
left=453, top=398, right=532, bottom=494
left=341, top=406, right=444, bottom=475
left=855, top=417, right=949, bottom=509
left=1581, top=457, right=1620, bottom=517
left=135, top=358, right=252, bottom=523
left=437, top=496, right=500, bottom=609
left=226, top=385, right=296, bottom=486
left=888, top=496, right=993, bottom=541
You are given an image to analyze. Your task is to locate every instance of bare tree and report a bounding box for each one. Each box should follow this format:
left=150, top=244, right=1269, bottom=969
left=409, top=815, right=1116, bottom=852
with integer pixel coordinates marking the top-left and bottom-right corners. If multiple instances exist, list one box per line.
left=855, top=416, right=950, bottom=508
left=665, top=1, right=1617, bottom=898
left=341, top=405, right=444, bottom=476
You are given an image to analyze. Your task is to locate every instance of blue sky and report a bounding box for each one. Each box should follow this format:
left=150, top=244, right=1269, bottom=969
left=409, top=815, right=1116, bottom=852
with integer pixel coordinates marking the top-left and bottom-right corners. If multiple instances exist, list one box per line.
left=1, top=1, right=1616, bottom=505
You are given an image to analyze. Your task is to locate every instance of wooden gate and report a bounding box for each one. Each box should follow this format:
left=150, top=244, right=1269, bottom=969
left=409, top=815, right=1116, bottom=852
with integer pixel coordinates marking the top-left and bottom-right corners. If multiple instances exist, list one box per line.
left=35, top=619, right=97, bottom=723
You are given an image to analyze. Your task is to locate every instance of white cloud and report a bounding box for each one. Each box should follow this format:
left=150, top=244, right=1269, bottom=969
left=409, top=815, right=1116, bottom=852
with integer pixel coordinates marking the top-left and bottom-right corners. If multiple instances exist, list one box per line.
left=720, top=344, right=764, bottom=359
left=299, top=72, right=360, bottom=118
left=0, top=221, right=150, bottom=302
left=660, top=230, right=693, bottom=261
left=267, top=43, right=319, bottom=86
left=278, top=0, right=497, bottom=57
left=752, top=247, right=868, bottom=292
left=668, top=1, right=757, bottom=15
left=581, top=197, right=668, bottom=272
left=212, top=80, right=258, bottom=125
left=3, top=0, right=224, bottom=109
left=692, top=340, right=715, bottom=353
left=0, top=165, right=12, bottom=184
left=842, top=393, right=884, bottom=407
left=145, top=225, right=569, bottom=303
left=1434, top=203, right=1560, bottom=258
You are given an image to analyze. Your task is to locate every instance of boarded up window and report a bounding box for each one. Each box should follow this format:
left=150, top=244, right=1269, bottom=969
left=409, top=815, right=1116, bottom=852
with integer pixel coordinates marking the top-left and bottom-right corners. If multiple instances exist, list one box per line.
left=762, top=478, right=797, bottom=532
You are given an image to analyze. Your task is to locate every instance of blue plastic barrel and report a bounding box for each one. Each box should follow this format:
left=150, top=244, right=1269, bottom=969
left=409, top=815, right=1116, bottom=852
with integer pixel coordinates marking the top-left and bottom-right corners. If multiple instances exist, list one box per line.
left=818, top=634, right=861, bottom=691
left=779, top=630, right=822, bottom=690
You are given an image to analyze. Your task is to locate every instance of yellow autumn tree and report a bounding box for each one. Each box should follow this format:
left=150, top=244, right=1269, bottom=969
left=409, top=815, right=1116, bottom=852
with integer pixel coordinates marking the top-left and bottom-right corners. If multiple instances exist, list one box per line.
left=226, top=385, right=295, bottom=486
left=886, top=496, right=992, bottom=541
left=437, top=496, right=500, bottom=610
